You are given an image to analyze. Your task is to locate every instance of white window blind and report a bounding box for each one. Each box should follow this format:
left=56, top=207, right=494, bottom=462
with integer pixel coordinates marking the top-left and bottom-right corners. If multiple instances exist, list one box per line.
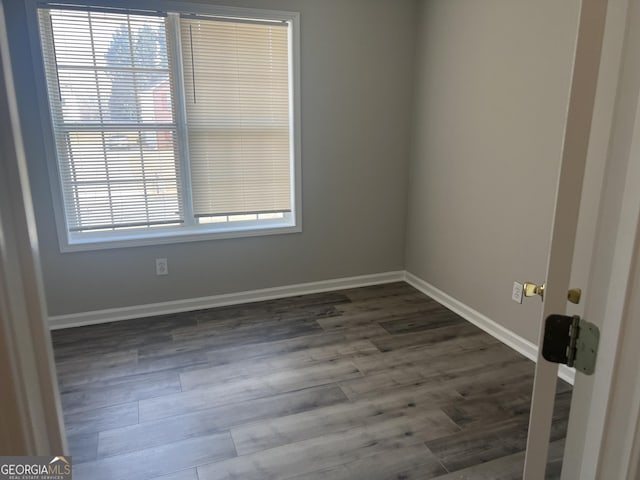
left=180, top=16, right=292, bottom=218
left=39, top=9, right=184, bottom=232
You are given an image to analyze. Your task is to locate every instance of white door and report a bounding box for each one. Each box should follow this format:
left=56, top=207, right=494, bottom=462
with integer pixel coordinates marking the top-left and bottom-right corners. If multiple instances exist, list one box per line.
left=522, top=0, right=610, bottom=478
left=0, top=0, right=66, bottom=455
left=560, top=0, right=640, bottom=475
left=520, top=0, right=640, bottom=477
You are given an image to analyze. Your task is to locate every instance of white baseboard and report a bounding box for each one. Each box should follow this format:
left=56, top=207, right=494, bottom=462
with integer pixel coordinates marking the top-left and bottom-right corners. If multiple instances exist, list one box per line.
left=48, top=268, right=575, bottom=385
left=404, top=272, right=576, bottom=385
left=48, top=271, right=405, bottom=330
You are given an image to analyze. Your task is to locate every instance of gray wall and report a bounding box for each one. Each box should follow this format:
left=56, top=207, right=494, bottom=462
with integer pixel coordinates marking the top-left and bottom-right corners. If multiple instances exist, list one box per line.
left=4, top=0, right=419, bottom=316
left=405, top=0, right=581, bottom=343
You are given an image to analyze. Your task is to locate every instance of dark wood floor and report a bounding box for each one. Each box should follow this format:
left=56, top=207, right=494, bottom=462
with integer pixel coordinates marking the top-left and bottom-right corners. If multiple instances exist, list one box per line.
left=51, top=282, right=571, bottom=480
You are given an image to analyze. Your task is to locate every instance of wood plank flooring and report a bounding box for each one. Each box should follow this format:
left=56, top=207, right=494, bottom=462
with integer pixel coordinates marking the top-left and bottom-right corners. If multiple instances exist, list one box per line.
left=51, top=282, right=571, bottom=480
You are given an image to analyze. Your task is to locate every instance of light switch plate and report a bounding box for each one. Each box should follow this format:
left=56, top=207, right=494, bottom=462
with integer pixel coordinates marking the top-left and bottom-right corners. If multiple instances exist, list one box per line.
left=512, top=281, right=524, bottom=304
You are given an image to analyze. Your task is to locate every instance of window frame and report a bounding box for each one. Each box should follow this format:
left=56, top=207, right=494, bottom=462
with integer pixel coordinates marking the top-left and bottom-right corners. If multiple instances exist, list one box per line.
left=25, top=0, right=302, bottom=252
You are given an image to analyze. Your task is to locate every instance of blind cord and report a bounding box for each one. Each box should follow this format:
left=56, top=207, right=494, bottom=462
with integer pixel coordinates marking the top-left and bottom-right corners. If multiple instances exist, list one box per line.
left=189, top=24, right=196, bottom=103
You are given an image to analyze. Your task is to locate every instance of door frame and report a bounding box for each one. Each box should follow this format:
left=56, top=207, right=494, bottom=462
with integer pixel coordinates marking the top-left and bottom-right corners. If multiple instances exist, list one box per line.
left=559, top=0, right=640, bottom=477
left=0, top=0, right=66, bottom=455
left=565, top=89, right=640, bottom=477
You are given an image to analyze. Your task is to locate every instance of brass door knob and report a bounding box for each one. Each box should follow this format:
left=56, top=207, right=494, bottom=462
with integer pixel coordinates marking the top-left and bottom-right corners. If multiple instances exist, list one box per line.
left=523, top=282, right=545, bottom=301
left=522, top=282, right=582, bottom=304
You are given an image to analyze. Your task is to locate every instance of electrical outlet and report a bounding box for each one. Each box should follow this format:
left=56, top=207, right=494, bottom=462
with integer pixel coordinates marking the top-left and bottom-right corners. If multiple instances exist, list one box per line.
left=156, top=258, right=168, bottom=276
left=512, top=281, right=524, bottom=304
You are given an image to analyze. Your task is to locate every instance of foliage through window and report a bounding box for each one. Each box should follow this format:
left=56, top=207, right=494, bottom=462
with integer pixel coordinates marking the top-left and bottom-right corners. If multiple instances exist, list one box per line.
left=37, top=5, right=299, bottom=249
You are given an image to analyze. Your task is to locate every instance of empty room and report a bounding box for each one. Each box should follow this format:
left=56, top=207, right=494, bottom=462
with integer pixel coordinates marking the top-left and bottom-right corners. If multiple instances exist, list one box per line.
left=3, top=0, right=640, bottom=479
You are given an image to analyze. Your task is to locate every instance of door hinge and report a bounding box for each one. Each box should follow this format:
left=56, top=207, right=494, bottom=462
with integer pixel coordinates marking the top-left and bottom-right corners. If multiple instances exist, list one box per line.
left=542, top=314, right=600, bottom=375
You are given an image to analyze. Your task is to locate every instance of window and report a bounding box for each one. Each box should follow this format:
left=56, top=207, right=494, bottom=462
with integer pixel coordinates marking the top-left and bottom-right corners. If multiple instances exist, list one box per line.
left=36, top=4, right=300, bottom=251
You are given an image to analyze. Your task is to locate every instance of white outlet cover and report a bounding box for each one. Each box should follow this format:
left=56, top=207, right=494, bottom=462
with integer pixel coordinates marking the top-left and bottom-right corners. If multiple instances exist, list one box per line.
left=156, top=258, right=168, bottom=276
left=512, top=281, right=524, bottom=304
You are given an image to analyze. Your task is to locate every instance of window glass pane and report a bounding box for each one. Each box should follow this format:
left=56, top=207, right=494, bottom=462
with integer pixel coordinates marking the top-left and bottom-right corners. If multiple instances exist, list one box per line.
left=49, top=11, right=173, bottom=125
left=40, top=8, right=183, bottom=233
left=57, top=130, right=182, bottom=231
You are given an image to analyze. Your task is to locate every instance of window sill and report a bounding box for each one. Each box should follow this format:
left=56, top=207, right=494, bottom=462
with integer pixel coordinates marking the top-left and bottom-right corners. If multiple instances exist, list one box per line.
left=60, top=222, right=302, bottom=252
